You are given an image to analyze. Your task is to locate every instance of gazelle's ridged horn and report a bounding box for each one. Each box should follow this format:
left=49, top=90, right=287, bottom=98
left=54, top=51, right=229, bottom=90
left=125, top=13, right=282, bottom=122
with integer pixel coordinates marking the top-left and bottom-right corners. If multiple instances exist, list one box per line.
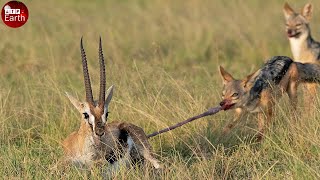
left=98, top=36, right=106, bottom=109
left=80, top=37, right=94, bottom=105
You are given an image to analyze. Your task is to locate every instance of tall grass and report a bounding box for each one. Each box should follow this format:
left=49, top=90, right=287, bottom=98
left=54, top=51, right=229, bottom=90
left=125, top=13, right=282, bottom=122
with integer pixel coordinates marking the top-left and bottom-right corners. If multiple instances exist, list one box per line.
left=0, top=0, right=320, bottom=178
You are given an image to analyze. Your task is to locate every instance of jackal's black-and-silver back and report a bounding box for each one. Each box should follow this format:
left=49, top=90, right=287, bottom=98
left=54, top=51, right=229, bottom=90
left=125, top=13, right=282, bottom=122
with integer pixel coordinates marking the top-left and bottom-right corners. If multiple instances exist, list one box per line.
left=245, top=56, right=320, bottom=109
left=248, top=56, right=293, bottom=102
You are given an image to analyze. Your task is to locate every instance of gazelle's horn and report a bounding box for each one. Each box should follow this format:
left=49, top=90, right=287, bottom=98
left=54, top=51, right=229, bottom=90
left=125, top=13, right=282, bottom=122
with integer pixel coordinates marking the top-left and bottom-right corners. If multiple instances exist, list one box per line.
left=80, top=37, right=94, bottom=105
left=98, top=36, right=106, bottom=109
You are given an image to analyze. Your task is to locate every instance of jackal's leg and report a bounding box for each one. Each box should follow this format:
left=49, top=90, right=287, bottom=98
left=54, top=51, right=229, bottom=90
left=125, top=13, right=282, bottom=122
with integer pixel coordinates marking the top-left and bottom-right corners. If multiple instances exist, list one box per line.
left=304, top=83, right=317, bottom=113
left=256, top=97, right=273, bottom=141
left=278, top=63, right=299, bottom=109
left=256, top=112, right=265, bottom=141
left=265, top=101, right=273, bottom=127
left=288, top=83, right=298, bottom=110
left=222, top=108, right=244, bottom=134
left=286, top=63, right=299, bottom=109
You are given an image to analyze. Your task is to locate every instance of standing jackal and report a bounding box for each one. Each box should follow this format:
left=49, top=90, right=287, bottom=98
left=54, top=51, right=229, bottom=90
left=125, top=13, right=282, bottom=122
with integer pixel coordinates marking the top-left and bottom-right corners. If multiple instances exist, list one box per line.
left=219, top=56, right=320, bottom=140
left=283, top=2, right=320, bottom=110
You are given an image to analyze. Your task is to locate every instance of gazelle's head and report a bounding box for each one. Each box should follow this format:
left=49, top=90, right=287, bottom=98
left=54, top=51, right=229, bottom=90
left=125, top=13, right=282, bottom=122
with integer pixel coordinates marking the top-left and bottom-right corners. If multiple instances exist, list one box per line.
left=66, top=37, right=114, bottom=137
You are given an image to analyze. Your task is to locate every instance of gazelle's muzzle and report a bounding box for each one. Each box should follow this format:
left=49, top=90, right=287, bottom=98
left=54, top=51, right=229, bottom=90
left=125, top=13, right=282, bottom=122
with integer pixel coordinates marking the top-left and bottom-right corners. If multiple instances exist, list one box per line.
left=95, top=129, right=105, bottom=137
left=94, top=121, right=105, bottom=137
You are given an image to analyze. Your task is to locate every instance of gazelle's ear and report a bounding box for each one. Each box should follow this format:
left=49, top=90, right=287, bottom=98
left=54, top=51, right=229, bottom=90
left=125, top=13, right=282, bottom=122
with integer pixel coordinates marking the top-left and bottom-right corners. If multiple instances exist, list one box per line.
left=104, top=85, right=114, bottom=110
left=219, top=66, right=234, bottom=84
left=283, top=2, right=295, bottom=19
left=301, top=3, right=313, bottom=21
left=66, top=92, right=85, bottom=113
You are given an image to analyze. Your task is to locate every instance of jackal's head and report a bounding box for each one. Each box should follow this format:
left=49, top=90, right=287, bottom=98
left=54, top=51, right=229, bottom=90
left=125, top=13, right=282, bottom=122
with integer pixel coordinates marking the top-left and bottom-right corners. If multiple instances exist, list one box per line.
left=66, top=37, right=114, bottom=137
left=283, top=2, right=312, bottom=39
left=219, top=66, right=256, bottom=111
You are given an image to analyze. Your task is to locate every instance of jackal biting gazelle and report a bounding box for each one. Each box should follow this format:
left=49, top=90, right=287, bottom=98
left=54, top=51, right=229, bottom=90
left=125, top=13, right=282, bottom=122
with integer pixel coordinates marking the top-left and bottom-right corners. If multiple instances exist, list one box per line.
left=219, top=56, right=320, bottom=140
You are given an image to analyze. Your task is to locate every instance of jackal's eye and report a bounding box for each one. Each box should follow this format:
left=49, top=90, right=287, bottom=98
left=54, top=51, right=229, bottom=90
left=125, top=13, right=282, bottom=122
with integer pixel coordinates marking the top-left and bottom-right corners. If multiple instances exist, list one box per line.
left=83, top=112, right=89, bottom=119
left=232, top=93, right=238, bottom=97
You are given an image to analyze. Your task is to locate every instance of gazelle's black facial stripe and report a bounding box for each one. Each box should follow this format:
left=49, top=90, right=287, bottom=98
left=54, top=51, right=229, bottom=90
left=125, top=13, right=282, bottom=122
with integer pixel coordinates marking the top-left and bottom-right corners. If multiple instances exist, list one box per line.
left=82, top=112, right=94, bottom=131
left=83, top=112, right=89, bottom=119
left=100, top=110, right=110, bottom=123
left=89, top=122, right=93, bottom=131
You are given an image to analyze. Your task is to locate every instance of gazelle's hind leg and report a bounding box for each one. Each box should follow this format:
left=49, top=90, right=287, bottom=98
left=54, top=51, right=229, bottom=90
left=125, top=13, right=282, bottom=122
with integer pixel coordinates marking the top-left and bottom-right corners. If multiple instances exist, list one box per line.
left=120, top=123, right=162, bottom=169
left=103, top=138, right=134, bottom=178
left=132, top=138, right=161, bottom=169
left=141, top=149, right=161, bottom=169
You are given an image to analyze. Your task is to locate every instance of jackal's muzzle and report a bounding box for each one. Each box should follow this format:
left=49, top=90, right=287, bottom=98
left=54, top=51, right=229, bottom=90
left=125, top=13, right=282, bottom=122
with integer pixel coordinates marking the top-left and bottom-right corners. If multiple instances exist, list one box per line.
left=286, top=29, right=301, bottom=38
left=219, top=99, right=236, bottom=111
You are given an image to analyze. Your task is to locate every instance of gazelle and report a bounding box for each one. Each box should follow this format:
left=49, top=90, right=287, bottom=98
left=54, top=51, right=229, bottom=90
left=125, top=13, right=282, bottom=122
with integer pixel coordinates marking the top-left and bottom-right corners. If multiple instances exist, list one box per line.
left=62, top=37, right=161, bottom=173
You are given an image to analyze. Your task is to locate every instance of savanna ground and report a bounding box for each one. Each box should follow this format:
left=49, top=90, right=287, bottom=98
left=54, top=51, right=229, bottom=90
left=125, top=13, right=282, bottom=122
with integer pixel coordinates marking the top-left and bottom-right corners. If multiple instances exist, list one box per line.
left=1, top=0, right=320, bottom=179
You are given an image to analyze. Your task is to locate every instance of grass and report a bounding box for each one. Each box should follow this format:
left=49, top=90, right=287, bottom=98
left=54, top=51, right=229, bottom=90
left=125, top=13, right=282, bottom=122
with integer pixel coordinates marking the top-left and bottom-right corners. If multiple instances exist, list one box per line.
left=1, top=0, right=320, bottom=179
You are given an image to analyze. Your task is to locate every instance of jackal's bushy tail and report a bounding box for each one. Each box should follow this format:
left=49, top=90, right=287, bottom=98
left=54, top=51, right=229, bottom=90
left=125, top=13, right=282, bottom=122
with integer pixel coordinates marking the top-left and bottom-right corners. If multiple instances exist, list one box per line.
left=296, top=63, right=320, bottom=83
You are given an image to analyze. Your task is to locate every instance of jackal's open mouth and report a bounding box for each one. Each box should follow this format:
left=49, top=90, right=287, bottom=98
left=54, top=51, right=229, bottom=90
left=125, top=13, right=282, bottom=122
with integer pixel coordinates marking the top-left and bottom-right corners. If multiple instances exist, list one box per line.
left=287, top=32, right=301, bottom=38
left=221, top=103, right=235, bottom=110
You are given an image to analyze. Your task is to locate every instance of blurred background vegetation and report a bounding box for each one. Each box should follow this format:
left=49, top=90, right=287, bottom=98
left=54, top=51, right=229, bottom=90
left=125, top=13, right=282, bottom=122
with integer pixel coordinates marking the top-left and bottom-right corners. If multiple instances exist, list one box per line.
left=0, top=0, right=320, bottom=179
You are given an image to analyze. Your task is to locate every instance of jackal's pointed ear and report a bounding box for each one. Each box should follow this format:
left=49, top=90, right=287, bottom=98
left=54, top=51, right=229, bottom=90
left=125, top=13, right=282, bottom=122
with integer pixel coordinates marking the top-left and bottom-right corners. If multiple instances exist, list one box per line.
left=219, top=66, right=234, bottom=84
left=65, top=92, right=85, bottom=113
left=301, top=3, right=312, bottom=21
left=104, top=85, right=114, bottom=111
left=241, top=70, right=260, bottom=87
left=283, top=2, right=295, bottom=19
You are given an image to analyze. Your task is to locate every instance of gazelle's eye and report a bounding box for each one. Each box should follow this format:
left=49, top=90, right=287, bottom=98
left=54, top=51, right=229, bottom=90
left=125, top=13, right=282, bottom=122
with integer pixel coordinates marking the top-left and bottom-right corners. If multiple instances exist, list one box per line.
left=83, top=112, right=89, bottom=119
left=106, top=112, right=109, bottom=118
left=232, top=93, right=238, bottom=97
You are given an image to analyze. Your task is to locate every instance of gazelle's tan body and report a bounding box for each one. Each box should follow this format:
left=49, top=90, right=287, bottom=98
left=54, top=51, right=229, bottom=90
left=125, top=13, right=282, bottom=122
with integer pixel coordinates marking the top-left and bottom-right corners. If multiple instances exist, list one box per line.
left=63, top=121, right=160, bottom=169
left=62, top=38, right=160, bottom=175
